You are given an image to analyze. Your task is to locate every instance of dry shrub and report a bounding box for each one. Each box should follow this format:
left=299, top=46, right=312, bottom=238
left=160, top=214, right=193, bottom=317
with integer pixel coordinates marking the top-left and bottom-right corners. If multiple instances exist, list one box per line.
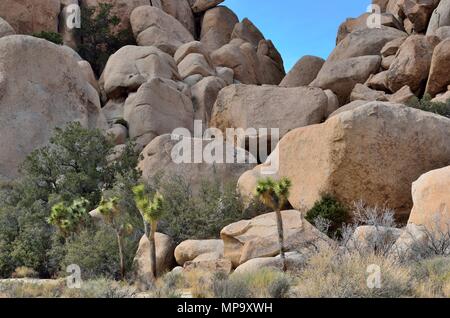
left=411, top=257, right=450, bottom=298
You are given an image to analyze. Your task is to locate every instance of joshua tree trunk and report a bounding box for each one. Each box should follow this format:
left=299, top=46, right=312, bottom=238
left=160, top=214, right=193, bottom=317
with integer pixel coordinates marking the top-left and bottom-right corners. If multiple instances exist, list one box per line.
left=148, top=220, right=158, bottom=279
left=116, top=232, right=125, bottom=280
left=275, top=209, right=287, bottom=272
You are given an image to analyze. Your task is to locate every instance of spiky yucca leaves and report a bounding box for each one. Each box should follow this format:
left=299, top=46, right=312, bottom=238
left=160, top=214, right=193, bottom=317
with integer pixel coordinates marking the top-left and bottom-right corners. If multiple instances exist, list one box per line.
left=97, top=196, right=133, bottom=280
left=48, top=198, right=89, bottom=238
left=255, top=177, right=292, bottom=272
left=132, top=184, right=165, bottom=279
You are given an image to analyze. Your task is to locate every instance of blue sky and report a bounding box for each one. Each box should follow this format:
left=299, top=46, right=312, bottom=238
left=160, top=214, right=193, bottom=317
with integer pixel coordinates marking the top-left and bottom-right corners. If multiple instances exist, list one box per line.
left=224, top=0, right=370, bottom=71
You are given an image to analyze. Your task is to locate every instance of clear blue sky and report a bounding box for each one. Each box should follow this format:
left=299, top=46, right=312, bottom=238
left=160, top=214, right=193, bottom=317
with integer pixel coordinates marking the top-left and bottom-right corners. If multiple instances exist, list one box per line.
left=224, top=0, right=370, bottom=72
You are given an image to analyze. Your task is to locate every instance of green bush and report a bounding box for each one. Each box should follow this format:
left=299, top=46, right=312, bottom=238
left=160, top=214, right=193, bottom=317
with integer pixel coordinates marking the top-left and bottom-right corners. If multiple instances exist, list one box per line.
left=150, top=174, right=247, bottom=244
left=32, top=31, right=63, bottom=45
left=408, top=94, right=450, bottom=118
left=76, top=3, right=135, bottom=75
left=0, top=122, right=140, bottom=278
left=305, top=194, right=350, bottom=237
left=267, top=275, right=291, bottom=298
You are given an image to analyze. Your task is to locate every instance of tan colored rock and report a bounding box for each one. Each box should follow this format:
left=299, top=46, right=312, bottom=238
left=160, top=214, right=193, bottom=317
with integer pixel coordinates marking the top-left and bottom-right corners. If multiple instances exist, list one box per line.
left=426, top=39, right=450, bottom=97
left=106, top=124, right=128, bottom=145
left=0, top=36, right=106, bottom=180
left=328, top=27, right=407, bottom=62
left=374, top=0, right=390, bottom=12
left=78, top=60, right=99, bottom=93
left=231, top=18, right=264, bottom=48
left=103, top=99, right=125, bottom=124
left=237, top=165, right=279, bottom=208
left=381, top=36, right=407, bottom=57
left=184, top=259, right=232, bottom=274
left=221, top=210, right=331, bottom=267
left=387, top=35, right=440, bottom=93
left=427, top=0, right=450, bottom=35
left=191, top=76, right=226, bottom=124
left=388, top=85, right=415, bottom=103
left=246, top=102, right=450, bottom=217
left=0, top=17, right=15, bottom=38
left=400, top=0, right=439, bottom=33
left=328, top=100, right=369, bottom=118
left=130, top=6, right=194, bottom=55
left=233, top=252, right=308, bottom=275
left=159, top=0, right=195, bottom=36
left=178, top=53, right=215, bottom=79
left=435, top=26, right=450, bottom=40
left=138, top=134, right=256, bottom=195
left=382, top=55, right=395, bottom=69
left=102, top=46, right=179, bottom=99
left=279, top=56, right=325, bottom=87
left=191, top=0, right=224, bottom=13
left=390, top=223, right=429, bottom=260
left=408, top=166, right=450, bottom=234
left=174, top=240, right=224, bottom=266
left=174, top=41, right=212, bottom=65
left=366, top=70, right=390, bottom=91
left=387, top=0, right=406, bottom=22
left=432, top=90, right=450, bottom=103
left=324, top=89, right=340, bottom=116
left=310, top=55, right=381, bottom=104
left=133, top=233, right=176, bottom=288
left=0, top=0, right=60, bottom=34
left=210, top=85, right=329, bottom=139
left=200, top=6, right=238, bottom=53
left=215, top=67, right=234, bottom=85
left=350, top=84, right=389, bottom=101
left=124, top=78, right=194, bottom=146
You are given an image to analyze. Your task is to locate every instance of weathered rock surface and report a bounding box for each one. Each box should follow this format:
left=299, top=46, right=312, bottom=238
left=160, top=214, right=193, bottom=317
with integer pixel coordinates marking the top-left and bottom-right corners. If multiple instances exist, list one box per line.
left=102, top=46, right=180, bottom=99
left=174, top=240, right=224, bottom=266
left=279, top=56, right=324, bottom=87
left=191, top=76, right=226, bottom=124
left=130, top=6, right=194, bottom=55
left=191, top=0, right=224, bottom=13
left=200, top=6, right=239, bottom=53
left=210, top=85, right=329, bottom=139
left=425, top=39, right=450, bottom=96
left=233, top=252, right=308, bottom=275
left=0, top=35, right=105, bottom=180
left=221, top=210, right=331, bottom=267
left=0, top=17, right=15, bottom=38
left=427, top=0, right=450, bottom=35
left=243, top=103, right=450, bottom=217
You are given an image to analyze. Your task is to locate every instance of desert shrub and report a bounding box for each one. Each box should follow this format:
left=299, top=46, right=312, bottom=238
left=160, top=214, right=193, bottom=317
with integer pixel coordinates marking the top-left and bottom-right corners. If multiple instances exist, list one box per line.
left=305, top=194, right=349, bottom=237
left=0, top=123, right=140, bottom=277
left=62, top=278, right=137, bottom=298
left=154, top=272, right=184, bottom=298
left=32, top=31, right=63, bottom=45
left=76, top=3, right=135, bottom=75
left=294, top=247, right=412, bottom=298
left=12, top=266, right=39, bottom=279
left=267, top=275, right=291, bottom=298
left=150, top=174, right=247, bottom=244
left=0, top=280, right=66, bottom=298
left=408, top=94, right=450, bottom=118
left=212, top=276, right=251, bottom=299
left=411, top=257, right=450, bottom=298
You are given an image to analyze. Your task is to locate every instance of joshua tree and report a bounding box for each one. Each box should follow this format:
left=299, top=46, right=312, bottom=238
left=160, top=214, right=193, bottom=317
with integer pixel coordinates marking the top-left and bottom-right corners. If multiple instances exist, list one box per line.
left=255, top=177, right=292, bottom=271
left=97, top=196, right=133, bottom=280
left=133, top=184, right=165, bottom=279
left=48, top=198, right=90, bottom=238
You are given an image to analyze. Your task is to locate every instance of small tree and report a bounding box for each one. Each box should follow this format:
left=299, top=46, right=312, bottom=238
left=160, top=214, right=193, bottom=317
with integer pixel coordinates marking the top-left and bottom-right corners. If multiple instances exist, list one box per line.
left=48, top=198, right=90, bottom=238
left=255, top=178, right=292, bottom=272
left=97, top=197, right=133, bottom=280
left=133, top=184, right=164, bottom=279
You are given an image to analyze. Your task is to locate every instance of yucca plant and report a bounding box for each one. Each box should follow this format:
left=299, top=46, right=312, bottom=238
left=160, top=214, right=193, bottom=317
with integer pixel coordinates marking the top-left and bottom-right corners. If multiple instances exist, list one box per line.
left=255, top=177, right=292, bottom=271
left=133, top=184, right=165, bottom=279
left=97, top=196, right=133, bottom=280
left=48, top=198, right=90, bottom=238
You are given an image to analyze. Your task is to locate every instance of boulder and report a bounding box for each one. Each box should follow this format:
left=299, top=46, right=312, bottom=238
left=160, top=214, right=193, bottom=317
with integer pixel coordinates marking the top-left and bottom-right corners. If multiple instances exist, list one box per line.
left=200, top=6, right=239, bottom=53
left=425, top=39, right=450, bottom=96
left=350, top=83, right=389, bottom=101
left=387, top=35, right=440, bottom=93
left=138, top=134, right=256, bottom=194
left=191, top=76, right=226, bottom=124
left=400, top=0, right=439, bottom=33
left=366, top=70, right=390, bottom=91
left=133, top=233, right=176, bottom=288
left=244, top=102, right=450, bottom=217
left=328, top=27, right=407, bottom=62
left=174, top=240, right=224, bottom=266
left=328, top=100, right=369, bottom=118
left=178, top=53, right=215, bottom=79
left=0, top=0, right=60, bottom=34
left=381, top=36, right=407, bottom=57
left=215, top=67, right=234, bottom=85
left=174, top=41, right=213, bottom=65
left=435, top=26, right=450, bottom=40
left=102, top=99, right=125, bottom=124
left=0, top=17, right=15, bottom=38
left=231, top=18, right=265, bottom=48
left=102, top=45, right=179, bottom=99
left=106, top=123, right=128, bottom=145
left=233, top=252, right=308, bottom=275
left=324, top=89, right=340, bottom=116
left=184, top=259, right=232, bottom=274
left=347, top=225, right=404, bottom=253
left=221, top=210, right=331, bottom=267
left=279, top=56, right=325, bottom=87
left=130, top=6, right=194, bottom=55
left=124, top=78, right=194, bottom=147
left=0, top=36, right=105, bottom=181
left=426, top=0, right=450, bottom=35
left=432, top=90, right=450, bottom=103
left=408, top=166, right=450, bottom=234
left=388, top=85, right=415, bottom=103
left=159, top=0, right=195, bottom=36
left=310, top=55, right=381, bottom=104
left=191, top=0, right=224, bottom=13
left=78, top=60, right=99, bottom=93
left=389, top=223, right=429, bottom=260
left=210, top=85, right=329, bottom=139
